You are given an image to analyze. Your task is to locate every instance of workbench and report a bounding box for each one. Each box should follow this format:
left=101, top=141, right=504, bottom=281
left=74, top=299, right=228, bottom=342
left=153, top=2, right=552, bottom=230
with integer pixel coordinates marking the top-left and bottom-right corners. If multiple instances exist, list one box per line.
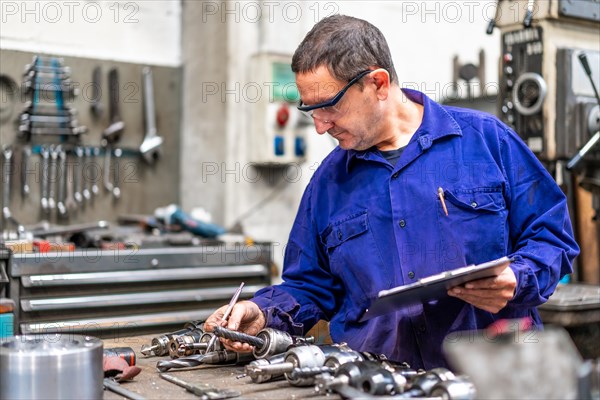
left=103, top=335, right=340, bottom=400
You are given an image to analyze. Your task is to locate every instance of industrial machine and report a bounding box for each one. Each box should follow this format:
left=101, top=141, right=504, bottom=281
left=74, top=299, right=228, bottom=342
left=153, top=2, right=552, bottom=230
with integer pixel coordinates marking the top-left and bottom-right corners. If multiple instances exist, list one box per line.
left=491, top=0, right=600, bottom=278
left=248, top=53, right=308, bottom=165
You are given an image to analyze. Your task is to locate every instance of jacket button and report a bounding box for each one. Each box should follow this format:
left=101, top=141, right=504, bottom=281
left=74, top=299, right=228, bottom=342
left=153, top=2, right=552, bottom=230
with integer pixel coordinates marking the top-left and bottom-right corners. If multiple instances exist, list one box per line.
left=337, top=230, right=342, bottom=240
left=399, top=219, right=406, bottom=228
left=471, top=201, right=478, bottom=208
left=392, top=172, right=399, bottom=179
left=408, top=271, right=415, bottom=279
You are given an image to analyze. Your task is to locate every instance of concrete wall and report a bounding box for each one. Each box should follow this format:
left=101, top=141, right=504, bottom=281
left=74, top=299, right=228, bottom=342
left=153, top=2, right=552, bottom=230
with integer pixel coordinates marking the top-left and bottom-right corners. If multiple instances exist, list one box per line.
left=0, top=0, right=181, bottom=66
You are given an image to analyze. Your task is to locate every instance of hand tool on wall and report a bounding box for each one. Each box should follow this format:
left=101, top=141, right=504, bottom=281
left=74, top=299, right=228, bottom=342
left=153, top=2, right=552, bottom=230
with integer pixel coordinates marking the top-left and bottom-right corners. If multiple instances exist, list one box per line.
left=91, top=147, right=100, bottom=197
left=103, top=68, right=124, bottom=200
left=47, top=145, right=58, bottom=212
left=40, top=146, right=50, bottom=214
left=90, top=66, right=104, bottom=118
left=56, top=147, right=68, bottom=219
left=139, top=67, right=163, bottom=163
left=2, top=146, right=13, bottom=226
left=82, top=147, right=92, bottom=204
left=205, top=282, right=245, bottom=352
left=159, top=373, right=241, bottom=399
left=20, top=146, right=31, bottom=198
left=73, top=147, right=83, bottom=206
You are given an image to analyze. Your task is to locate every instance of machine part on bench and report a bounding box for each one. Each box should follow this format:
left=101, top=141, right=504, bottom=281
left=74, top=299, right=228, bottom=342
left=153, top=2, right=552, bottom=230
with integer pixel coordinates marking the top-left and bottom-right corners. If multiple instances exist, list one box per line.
left=169, top=329, right=203, bottom=358
left=241, top=353, right=287, bottom=383
left=430, top=378, right=476, bottom=400
left=0, top=335, right=103, bottom=399
left=156, top=350, right=254, bottom=372
left=213, top=326, right=266, bottom=348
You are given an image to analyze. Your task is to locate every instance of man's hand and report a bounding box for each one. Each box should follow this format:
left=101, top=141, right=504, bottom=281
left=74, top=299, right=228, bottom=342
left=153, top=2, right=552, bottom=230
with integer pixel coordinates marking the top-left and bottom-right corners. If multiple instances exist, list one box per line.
left=447, top=267, right=517, bottom=313
left=204, top=300, right=266, bottom=352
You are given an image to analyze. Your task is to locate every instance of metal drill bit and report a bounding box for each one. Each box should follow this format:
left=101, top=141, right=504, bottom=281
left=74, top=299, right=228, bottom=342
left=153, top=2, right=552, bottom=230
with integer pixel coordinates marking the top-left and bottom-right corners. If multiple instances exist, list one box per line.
left=288, top=365, right=336, bottom=380
left=213, top=326, right=266, bottom=348
left=156, top=350, right=253, bottom=372
left=140, top=344, right=159, bottom=356
left=206, top=282, right=245, bottom=352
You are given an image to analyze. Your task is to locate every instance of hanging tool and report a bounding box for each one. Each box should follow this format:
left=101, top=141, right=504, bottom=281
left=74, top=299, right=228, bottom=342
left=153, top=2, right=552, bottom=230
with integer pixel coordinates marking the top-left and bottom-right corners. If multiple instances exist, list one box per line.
left=40, top=146, right=50, bottom=214
left=81, top=147, right=92, bottom=203
left=139, top=67, right=163, bottom=163
left=20, top=146, right=31, bottom=198
left=159, top=373, right=241, bottom=400
left=47, top=145, right=59, bottom=212
left=102, top=68, right=124, bottom=200
left=56, top=147, right=68, bottom=219
left=90, top=66, right=104, bottom=118
left=73, top=147, right=84, bottom=206
left=91, top=147, right=100, bottom=197
left=1, top=146, right=23, bottom=234
left=205, top=282, right=245, bottom=352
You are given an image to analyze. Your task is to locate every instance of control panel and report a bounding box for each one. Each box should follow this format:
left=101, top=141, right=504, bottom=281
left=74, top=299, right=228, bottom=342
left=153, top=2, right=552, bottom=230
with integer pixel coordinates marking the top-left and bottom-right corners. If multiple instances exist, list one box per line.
left=500, top=27, right=546, bottom=155
left=248, top=53, right=308, bottom=165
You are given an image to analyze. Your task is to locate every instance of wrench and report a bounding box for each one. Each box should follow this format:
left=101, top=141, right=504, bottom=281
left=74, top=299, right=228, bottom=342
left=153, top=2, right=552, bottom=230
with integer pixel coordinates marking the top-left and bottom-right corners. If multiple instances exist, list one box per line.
left=40, top=146, right=50, bottom=214
left=139, top=67, right=163, bottom=163
left=73, top=147, right=83, bottom=205
left=57, top=147, right=68, bottom=219
left=2, top=145, right=13, bottom=225
left=48, top=145, right=58, bottom=211
left=91, top=147, right=100, bottom=196
left=90, top=66, right=104, bottom=118
left=21, top=145, right=31, bottom=197
left=82, top=147, right=92, bottom=203
left=65, top=151, right=77, bottom=213
left=112, top=148, right=122, bottom=200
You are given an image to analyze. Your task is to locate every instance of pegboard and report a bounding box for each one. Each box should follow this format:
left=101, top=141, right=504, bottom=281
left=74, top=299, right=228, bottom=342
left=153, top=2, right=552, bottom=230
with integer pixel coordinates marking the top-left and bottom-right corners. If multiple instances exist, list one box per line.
left=0, top=49, right=182, bottom=231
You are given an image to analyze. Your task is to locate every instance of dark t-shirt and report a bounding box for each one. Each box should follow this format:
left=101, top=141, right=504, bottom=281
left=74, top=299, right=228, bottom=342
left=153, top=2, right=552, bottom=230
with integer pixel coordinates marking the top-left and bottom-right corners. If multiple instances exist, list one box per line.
left=379, top=146, right=406, bottom=167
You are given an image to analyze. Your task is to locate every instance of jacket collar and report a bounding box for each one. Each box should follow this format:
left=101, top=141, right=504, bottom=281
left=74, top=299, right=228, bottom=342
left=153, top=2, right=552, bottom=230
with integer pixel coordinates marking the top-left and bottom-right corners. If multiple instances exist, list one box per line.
left=346, top=89, right=462, bottom=172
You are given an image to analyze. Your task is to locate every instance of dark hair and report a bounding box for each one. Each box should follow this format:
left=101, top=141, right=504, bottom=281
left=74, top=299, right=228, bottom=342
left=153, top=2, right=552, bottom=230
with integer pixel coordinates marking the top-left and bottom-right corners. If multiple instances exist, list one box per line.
left=291, top=15, right=398, bottom=84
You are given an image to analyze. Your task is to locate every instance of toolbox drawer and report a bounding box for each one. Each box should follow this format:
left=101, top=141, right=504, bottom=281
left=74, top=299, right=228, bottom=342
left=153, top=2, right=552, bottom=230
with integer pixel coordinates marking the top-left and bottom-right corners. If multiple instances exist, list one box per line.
left=7, top=244, right=272, bottom=337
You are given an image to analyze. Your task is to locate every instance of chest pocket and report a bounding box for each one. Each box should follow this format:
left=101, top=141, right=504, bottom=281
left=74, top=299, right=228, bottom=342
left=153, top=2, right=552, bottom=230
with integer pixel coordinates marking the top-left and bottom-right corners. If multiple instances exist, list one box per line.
left=321, top=211, right=389, bottom=305
left=438, top=187, right=507, bottom=265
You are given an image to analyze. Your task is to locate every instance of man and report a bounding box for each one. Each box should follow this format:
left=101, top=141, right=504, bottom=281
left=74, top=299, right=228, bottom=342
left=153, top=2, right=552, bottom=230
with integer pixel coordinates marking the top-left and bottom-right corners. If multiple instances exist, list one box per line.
left=205, top=15, right=579, bottom=369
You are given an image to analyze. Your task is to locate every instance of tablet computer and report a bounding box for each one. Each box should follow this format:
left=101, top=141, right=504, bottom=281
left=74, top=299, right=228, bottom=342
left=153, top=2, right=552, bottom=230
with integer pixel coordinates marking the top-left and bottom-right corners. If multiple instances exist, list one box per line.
left=359, top=256, right=512, bottom=321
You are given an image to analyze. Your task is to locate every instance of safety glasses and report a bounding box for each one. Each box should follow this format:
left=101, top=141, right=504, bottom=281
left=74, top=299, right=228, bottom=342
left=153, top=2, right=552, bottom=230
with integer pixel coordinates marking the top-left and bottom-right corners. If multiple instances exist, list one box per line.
left=297, top=70, right=372, bottom=121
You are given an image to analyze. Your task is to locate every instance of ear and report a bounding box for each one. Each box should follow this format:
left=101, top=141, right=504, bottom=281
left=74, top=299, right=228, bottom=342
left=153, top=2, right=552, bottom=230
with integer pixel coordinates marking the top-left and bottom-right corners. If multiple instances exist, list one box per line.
left=370, top=69, right=390, bottom=100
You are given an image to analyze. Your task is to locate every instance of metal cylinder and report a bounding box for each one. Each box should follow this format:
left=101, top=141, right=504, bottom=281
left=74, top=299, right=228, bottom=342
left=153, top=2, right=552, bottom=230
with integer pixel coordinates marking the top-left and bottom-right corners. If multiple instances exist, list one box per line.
left=254, top=328, right=293, bottom=359
left=0, top=334, right=103, bottom=400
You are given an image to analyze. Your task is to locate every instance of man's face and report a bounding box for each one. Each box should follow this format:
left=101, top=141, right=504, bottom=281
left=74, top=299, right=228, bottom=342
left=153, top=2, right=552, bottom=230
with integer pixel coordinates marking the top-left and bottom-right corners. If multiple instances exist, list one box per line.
left=296, top=66, right=383, bottom=151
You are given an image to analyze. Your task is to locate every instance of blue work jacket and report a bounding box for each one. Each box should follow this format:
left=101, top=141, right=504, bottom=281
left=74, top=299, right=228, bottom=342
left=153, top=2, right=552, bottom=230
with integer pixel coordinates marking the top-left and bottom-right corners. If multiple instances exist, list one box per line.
left=252, top=89, right=579, bottom=369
